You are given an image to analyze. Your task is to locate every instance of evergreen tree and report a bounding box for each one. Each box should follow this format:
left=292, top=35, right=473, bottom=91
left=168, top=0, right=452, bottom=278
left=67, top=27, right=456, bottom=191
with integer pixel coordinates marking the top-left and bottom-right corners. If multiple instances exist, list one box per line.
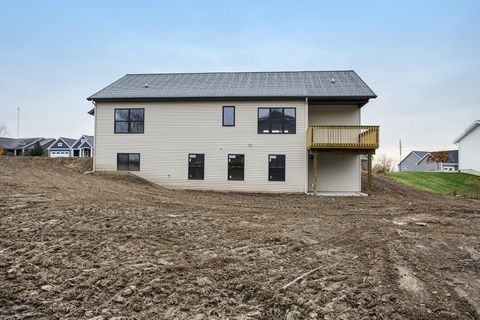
left=30, top=141, right=44, bottom=156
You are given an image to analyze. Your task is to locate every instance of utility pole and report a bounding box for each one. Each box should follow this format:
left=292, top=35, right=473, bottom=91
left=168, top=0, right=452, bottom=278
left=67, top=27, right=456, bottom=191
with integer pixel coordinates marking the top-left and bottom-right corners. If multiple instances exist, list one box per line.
left=399, top=139, right=402, bottom=162
left=17, top=106, right=20, bottom=138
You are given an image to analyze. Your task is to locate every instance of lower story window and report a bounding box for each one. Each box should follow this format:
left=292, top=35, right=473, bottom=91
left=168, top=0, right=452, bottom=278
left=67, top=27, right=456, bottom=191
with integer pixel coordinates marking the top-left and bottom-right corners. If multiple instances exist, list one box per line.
left=117, top=153, right=140, bottom=171
left=228, top=154, right=244, bottom=181
left=269, top=154, right=285, bottom=181
left=188, top=153, right=204, bottom=180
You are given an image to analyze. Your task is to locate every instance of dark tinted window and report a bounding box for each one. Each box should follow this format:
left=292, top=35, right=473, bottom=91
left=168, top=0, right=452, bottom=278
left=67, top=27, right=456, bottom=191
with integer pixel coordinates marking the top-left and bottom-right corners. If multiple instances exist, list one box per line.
left=228, top=154, right=244, bottom=181
left=188, top=154, right=204, bottom=180
left=223, top=106, right=235, bottom=126
left=117, top=154, right=129, bottom=170
left=257, top=108, right=296, bottom=134
left=117, top=153, right=140, bottom=171
left=269, top=154, right=285, bottom=181
left=115, top=109, right=144, bottom=133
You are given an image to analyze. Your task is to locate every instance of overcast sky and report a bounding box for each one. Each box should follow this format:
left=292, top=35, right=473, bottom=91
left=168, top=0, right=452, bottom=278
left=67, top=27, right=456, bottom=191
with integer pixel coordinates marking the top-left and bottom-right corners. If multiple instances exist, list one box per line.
left=0, top=0, right=478, bottom=162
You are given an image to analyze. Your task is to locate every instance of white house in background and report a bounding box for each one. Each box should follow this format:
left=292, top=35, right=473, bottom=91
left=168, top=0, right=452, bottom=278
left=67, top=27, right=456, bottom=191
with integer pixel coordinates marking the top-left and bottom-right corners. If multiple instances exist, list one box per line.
left=48, top=137, right=77, bottom=157
left=454, top=120, right=480, bottom=176
left=87, top=71, right=380, bottom=194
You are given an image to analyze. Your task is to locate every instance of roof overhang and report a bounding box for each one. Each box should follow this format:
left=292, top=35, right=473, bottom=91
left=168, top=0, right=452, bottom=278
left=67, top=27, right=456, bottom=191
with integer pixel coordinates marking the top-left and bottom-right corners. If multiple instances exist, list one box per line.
left=454, top=120, right=480, bottom=144
left=87, top=95, right=375, bottom=106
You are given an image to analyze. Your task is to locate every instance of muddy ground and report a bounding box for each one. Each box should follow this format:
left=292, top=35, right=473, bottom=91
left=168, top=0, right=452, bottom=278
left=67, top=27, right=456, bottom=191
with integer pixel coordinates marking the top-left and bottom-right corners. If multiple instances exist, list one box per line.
left=0, top=157, right=479, bottom=319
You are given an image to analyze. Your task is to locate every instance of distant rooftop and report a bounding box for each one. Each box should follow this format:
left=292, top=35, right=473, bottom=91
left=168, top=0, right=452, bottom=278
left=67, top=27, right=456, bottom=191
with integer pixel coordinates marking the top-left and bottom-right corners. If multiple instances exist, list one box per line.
left=407, top=150, right=459, bottom=164
left=88, top=71, right=376, bottom=103
left=0, top=137, right=43, bottom=149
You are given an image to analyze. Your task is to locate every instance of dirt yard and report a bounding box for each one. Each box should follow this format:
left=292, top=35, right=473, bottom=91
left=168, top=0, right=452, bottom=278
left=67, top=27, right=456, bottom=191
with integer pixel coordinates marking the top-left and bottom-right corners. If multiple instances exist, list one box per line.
left=1, top=157, right=479, bottom=319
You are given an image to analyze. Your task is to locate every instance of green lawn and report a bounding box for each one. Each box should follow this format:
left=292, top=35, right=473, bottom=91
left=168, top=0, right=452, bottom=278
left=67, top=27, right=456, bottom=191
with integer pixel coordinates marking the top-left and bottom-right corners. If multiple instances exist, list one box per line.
left=387, top=172, right=480, bottom=197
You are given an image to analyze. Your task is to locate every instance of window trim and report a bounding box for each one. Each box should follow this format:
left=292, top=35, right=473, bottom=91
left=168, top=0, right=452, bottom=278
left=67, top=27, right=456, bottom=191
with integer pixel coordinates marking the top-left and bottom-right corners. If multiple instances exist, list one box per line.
left=117, top=153, right=141, bottom=171
left=227, top=154, right=244, bottom=181
left=114, top=108, right=145, bottom=134
left=268, top=154, right=286, bottom=182
left=222, top=106, right=235, bottom=127
left=188, top=153, right=205, bottom=180
left=257, top=107, right=296, bottom=134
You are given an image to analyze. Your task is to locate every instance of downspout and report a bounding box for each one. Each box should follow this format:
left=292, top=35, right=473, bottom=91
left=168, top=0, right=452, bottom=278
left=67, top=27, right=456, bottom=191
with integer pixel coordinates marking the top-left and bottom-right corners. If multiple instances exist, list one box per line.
left=304, top=97, right=309, bottom=194
left=93, top=100, right=96, bottom=171
left=84, top=100, right=97, bottom=174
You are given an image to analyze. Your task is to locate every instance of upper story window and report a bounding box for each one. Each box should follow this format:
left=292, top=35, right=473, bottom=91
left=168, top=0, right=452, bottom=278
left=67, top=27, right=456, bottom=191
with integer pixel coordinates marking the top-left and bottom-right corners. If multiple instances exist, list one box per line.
left=258, top=108, right=296, bottom=134
left=115, top=108, right=144, bottom=133
left=223, top=106, right=235, bottom=126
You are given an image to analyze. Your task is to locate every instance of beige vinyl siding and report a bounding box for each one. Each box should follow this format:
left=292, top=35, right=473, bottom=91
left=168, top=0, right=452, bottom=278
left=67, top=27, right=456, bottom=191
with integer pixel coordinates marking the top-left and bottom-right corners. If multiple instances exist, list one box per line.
left=308, top=153, right=361, bottom=192
left=308, top=105, right=361, bottom=125
left=95, top=100, right=306, bottom=192
left=307, top=105, right=361, bottom=192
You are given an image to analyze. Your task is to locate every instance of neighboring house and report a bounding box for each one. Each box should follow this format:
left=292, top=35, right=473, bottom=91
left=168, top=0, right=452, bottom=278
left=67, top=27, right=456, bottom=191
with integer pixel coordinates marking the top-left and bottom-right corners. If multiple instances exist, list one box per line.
left=398, top=150, right=458, bottom=172
left=71, top=135, right=94, bottom=157
left=23, top=138, right=56, bottom=156
left=48, top=137, right=77, bottom=157
left=0, top=137, right=44, bottom=156
left=454, top=120, right=480, bottom=176
left=87, top=71, right=379, bottom=194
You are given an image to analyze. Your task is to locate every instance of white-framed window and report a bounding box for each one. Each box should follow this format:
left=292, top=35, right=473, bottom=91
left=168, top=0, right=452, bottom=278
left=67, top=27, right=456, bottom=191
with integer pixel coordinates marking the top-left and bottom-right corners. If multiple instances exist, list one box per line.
left=58, top=142, right=63, bottom=147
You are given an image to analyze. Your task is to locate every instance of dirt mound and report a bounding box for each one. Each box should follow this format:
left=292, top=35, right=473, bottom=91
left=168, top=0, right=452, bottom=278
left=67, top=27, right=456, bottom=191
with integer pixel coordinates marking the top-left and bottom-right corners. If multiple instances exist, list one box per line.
left=1, top=157, right=479, bottom=319
left=362, top=172, right=441, bottom=199
left=0, top=156, right=93, bottom=173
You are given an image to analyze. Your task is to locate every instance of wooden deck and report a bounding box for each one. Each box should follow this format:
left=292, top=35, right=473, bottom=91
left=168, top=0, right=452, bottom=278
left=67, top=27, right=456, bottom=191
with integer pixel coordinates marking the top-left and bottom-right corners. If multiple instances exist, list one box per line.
left=307, top=125, right=379, bottom=152
left=307, top=125, right=380, bottom=195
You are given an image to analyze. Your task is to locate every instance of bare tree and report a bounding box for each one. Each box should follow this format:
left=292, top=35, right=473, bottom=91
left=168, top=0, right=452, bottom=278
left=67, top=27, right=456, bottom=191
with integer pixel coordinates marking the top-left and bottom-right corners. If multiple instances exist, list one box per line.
left=427, top=151, right=450, bottom=171
left=373, top=154, right=394, bottom=174
left=0, top=123, right=9, bottom=136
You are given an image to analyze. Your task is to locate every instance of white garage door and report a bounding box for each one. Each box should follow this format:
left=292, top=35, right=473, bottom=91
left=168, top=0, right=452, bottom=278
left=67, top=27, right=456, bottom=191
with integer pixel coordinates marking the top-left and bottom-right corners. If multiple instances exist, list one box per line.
left=50, top=151, right=70, bottom=158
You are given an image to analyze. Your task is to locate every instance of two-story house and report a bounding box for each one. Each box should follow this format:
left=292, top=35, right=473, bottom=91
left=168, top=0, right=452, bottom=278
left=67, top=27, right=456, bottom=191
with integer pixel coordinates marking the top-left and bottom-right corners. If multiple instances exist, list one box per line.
left=87, top=71, right=379, bottom=194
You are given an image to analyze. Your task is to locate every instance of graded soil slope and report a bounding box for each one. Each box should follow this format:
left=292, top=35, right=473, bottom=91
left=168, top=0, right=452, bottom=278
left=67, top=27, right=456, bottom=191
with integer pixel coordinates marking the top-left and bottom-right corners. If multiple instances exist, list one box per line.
left=1, top=157, right=479, bottom=319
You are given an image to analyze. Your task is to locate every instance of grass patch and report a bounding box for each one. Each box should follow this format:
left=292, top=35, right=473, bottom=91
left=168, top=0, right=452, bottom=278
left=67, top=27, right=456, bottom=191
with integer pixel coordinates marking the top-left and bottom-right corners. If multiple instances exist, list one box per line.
left=387, top=172, right=480, bottom=197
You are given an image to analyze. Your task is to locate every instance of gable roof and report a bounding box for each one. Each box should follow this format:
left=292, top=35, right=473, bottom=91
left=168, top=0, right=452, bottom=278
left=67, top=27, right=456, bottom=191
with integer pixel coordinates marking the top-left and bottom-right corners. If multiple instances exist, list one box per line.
left=416, top=150, right=459, bottom=165
left=49, top=137, right=77, bottom=149
left=84, top=135, right=94, bottom=146
left=0, top=137, right=43, bottom=149
left=411, top=151, right=429, bottom=159
left=399, top=150, right=458, bottom=166
left=87, top=71, right=377, bottom=103
left=72, top=135, right=94, bottom=148
left=454, top=120, right=480, bottom=143
left=398, top=151, right=428, bottom=165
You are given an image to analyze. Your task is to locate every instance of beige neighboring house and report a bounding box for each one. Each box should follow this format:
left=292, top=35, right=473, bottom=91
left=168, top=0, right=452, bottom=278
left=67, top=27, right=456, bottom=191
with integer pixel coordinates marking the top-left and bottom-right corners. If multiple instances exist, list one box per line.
left=454, top=120, right=480, bottom=176
left=87, top=71, right=379, bottom=194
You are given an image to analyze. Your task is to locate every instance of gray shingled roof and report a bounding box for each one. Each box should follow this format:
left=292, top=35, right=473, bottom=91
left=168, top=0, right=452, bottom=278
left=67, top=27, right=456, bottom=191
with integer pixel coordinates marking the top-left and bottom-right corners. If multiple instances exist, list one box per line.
left=85, top=135, right=94, bottom=146
left=88, top=71, right=376, bottom=101
left=0, top=137, right=43, bottom=149
left=414, top=150, right=459, bottom=164
left=58, top=137, right=77, bottom=147
left=412, top=151, right=430, bottom=159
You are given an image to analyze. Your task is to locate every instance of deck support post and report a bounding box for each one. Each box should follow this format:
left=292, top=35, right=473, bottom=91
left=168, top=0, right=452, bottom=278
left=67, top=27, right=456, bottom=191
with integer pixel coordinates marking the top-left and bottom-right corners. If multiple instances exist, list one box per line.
left=313, top=152, right=318, bottom=196
left=367, top=153, right=372, bottom=195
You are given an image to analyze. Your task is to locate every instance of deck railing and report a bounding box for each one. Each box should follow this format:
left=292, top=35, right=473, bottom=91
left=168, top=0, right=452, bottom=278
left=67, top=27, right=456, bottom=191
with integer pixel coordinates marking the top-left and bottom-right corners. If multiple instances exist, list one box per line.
left=307, top=125, right=379, bottom=150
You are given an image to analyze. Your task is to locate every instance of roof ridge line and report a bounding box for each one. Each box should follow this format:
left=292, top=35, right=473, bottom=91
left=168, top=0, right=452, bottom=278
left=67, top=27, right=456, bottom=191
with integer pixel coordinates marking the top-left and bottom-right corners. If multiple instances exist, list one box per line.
left=124, top=70, right=357, bottom=76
